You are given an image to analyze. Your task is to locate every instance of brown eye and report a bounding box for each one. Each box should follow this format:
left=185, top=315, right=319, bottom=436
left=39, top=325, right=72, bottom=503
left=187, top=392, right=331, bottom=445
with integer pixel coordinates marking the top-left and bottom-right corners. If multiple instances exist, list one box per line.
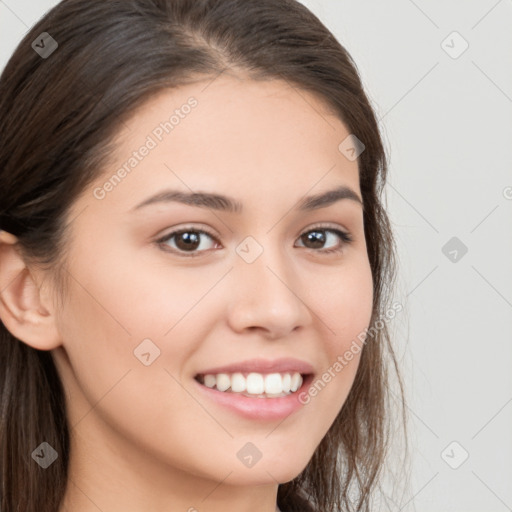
left=157, top=228, right=219, bottom=257
left=296, top=227, right=353, bottom=254
left=155, top=225, right=353, bottom=258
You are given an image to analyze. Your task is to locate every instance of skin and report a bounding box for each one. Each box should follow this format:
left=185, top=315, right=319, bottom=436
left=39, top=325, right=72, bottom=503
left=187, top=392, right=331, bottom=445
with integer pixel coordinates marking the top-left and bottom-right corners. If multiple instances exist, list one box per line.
left=0, top=73, right=373, bottom=512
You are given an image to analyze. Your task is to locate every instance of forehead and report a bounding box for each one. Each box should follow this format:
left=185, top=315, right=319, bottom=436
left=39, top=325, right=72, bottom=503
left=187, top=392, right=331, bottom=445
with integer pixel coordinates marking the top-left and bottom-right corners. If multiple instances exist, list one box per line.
left=77, top=74, right=361, bottom=217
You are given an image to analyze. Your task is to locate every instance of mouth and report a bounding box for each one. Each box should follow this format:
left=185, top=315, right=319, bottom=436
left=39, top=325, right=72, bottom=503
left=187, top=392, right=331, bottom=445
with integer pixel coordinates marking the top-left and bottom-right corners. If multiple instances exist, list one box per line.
left=193, top=365, right=315, bottom=420
left=194, top=371, right=312, bottom=399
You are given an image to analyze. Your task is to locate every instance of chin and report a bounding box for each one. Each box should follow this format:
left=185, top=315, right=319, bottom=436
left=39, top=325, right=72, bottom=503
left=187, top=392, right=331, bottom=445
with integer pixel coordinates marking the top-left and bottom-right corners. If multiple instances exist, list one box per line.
left=222, top=453, right=312, bottom=486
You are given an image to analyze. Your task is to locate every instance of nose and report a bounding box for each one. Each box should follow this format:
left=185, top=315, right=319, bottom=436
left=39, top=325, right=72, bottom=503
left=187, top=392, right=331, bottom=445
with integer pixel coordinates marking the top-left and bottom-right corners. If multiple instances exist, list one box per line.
left=226, top=244, right=313, bottom=339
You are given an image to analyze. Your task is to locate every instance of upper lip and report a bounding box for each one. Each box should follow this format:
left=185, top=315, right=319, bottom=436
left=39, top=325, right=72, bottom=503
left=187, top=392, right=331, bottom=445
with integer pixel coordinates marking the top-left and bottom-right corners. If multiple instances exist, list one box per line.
left=195, top=357, right=314, bottom=376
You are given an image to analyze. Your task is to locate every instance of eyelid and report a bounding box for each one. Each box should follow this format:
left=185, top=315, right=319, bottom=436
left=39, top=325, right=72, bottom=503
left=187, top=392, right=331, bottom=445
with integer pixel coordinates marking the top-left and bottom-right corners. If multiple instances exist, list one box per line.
left=302, top=222, right=352, bottom=238
left=155, top=224, right=219, bottom=244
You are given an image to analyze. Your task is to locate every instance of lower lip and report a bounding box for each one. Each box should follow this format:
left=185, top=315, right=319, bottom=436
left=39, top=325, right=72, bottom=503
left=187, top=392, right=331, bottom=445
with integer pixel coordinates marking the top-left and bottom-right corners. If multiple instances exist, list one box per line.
left=193, top=374, right=314, bottom=421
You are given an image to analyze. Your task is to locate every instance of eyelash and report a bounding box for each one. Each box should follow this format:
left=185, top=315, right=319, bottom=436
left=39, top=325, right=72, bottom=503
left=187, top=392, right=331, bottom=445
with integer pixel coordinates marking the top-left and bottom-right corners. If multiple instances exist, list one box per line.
left=155, top=223, right=354, bottom=258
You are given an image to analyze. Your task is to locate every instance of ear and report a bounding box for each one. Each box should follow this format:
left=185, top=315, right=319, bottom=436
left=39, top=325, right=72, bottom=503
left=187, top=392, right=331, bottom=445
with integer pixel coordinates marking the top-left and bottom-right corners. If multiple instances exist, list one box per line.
left=0, top=230, right=62, bottom=350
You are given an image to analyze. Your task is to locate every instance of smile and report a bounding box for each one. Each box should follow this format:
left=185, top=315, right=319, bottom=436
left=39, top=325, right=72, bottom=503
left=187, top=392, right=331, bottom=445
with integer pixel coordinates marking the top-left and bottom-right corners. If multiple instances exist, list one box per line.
left=194, top=371, right=305, bottom=398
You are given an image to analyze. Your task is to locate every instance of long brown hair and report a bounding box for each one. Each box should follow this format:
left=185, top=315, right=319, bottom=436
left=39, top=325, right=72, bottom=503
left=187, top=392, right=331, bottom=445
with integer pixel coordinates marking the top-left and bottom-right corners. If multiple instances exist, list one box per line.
left=0, top=1, right=409, bottom=510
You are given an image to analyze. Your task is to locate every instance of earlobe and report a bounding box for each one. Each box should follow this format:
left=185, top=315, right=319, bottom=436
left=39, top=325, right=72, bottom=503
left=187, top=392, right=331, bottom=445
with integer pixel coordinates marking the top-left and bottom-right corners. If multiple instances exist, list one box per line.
left=0, top=230, right=62, bottom=351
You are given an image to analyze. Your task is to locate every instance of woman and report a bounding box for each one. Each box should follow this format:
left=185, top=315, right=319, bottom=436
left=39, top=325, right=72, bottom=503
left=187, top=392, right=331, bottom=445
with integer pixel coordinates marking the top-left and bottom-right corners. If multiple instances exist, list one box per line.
left=0, top=1, right=408, bottom=511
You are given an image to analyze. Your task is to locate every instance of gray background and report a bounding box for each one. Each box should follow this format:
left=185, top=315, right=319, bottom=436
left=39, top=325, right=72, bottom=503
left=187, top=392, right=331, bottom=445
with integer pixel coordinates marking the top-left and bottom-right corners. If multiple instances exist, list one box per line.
left=1, top=1, right=511, bottom=511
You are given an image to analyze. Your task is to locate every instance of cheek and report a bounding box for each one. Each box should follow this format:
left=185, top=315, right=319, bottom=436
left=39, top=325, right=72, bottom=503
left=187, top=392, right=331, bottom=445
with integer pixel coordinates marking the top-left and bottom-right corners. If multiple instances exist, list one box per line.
left=298, top=258, right=373, bottom=409
left=53, top=249, right=198, bottom=402
left=64, top=241, right=219, bottom=346
left=311, top=257, right=374, bottom=352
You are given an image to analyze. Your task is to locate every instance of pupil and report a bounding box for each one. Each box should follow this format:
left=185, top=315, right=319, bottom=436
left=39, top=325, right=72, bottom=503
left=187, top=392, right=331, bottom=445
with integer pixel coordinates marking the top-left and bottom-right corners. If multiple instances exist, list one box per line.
left=305, top=230, right=325, bottom=249
left=177, top=232, right=199, bottom=250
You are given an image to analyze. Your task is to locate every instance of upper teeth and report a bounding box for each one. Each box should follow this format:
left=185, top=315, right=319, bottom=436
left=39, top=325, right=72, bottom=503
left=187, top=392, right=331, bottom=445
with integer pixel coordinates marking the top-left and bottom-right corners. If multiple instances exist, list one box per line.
left=200, top=372, right=304, bottom=397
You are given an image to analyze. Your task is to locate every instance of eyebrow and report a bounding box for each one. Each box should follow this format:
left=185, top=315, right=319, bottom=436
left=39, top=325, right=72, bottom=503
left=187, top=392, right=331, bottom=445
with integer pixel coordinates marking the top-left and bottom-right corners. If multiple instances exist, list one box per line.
left=130, top=185, right=363, bottom=214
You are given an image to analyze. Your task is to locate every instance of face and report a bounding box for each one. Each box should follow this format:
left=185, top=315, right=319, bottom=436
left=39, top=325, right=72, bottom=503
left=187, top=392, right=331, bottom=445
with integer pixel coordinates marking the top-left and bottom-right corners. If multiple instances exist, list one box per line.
left=50, top=74, right=373, bottom=494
